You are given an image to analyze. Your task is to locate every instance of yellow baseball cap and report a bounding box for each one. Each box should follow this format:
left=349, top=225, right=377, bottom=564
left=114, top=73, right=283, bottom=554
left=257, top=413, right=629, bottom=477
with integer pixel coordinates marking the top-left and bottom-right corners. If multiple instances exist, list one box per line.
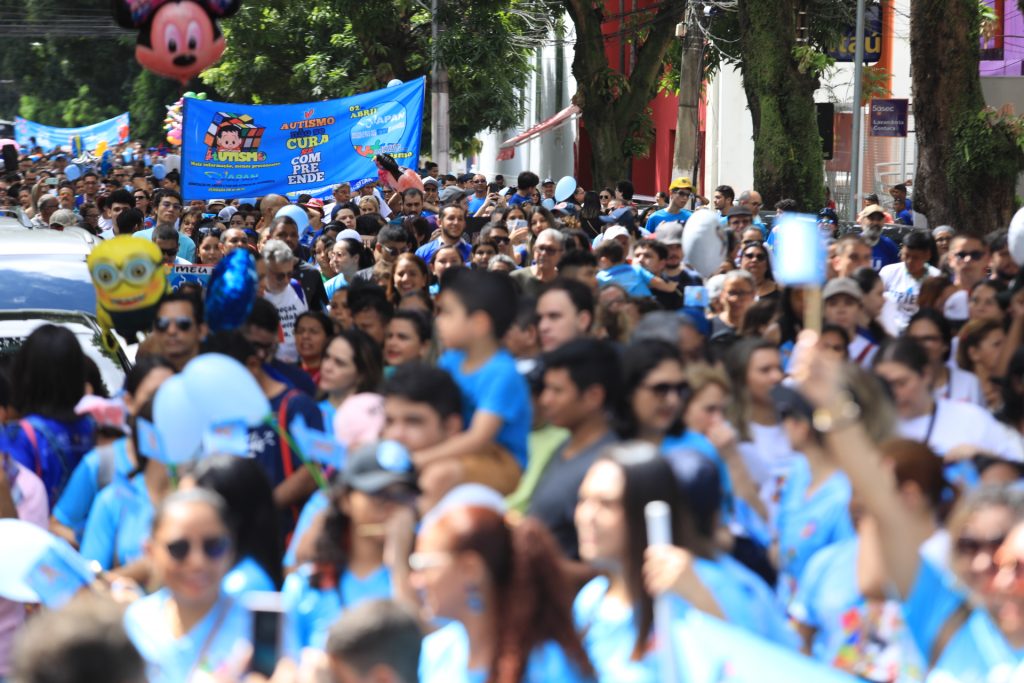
left=669, top=176, right=694, bottom=191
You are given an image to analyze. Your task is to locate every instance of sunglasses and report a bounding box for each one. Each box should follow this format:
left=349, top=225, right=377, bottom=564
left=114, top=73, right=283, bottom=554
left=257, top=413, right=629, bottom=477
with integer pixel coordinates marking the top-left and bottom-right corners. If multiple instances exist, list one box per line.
left=642, top=381, right=690, bottom=398
left=165, top=535, right=231, bottom=562
left=600, top=194, right=611, bottom=200
left=955, top=534, right=1006, bottom=557
left=160, top=247, right=178, bottom=258
left=742, top=252, right=767, bottom=262
left=154, top=316, right=194, bottom=333
left=491, top=236, right=510, bottom=245
left=954, top=250, right=985, bottom=261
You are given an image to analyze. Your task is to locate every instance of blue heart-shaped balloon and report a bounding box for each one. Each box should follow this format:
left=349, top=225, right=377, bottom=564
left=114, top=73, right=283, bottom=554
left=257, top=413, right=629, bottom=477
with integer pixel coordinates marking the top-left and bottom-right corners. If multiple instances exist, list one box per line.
left=205, top=248, right=258, bottom=332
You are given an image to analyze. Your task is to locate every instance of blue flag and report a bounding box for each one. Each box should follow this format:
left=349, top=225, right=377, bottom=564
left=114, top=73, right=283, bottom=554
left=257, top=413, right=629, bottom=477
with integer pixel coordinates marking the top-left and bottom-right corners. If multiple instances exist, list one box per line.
left=202, top=419, right=251, bottom=458
left=15, top=113, right=129, bottom=152
left=289, top=414, right=345, bottom=468
left=772, top=213, right=827, bottom=287
left=668, top=603, right=858, bottom=683
left=24, top=542, right=95, bottom=608
left=180, top=78, right=425, bottom=200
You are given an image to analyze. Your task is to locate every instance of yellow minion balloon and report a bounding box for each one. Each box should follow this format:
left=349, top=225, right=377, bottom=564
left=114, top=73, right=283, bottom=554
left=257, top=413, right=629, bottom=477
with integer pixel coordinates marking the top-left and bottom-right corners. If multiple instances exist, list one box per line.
left=87, top=237, right=169, bottom=350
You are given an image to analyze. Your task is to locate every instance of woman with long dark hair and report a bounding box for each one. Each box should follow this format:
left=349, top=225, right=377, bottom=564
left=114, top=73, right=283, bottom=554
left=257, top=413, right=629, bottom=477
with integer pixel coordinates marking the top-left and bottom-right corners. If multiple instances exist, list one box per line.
left=318, top=329, right=383, bottom=430
left=7, top=324, right=97, bottom=505
left=186, top=454, right=283, bottom=596
left=905, top=309, right=983, bottom=406
left=414, top=505, right=593, bottom=683
left=579, top=190, right=604, bottom=237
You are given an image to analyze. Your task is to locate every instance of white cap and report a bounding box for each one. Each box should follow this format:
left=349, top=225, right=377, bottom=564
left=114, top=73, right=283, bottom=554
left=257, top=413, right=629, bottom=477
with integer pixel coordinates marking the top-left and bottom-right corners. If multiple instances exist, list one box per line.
left=420, top=483, right=507, bottom=533
left=604, top=225, right=630, bottom=241
left=336, top=228, right=362, bottom=242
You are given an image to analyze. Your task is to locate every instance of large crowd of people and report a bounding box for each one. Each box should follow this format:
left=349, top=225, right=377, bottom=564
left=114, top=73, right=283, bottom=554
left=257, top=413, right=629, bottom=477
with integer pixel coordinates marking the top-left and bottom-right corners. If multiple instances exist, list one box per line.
left=1, top=148, right=1023, bottom=683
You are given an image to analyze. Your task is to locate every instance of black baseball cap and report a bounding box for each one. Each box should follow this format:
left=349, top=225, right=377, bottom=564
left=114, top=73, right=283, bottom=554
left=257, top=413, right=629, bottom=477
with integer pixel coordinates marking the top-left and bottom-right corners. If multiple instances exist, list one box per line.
left=343, top=441, right=419, bottom=494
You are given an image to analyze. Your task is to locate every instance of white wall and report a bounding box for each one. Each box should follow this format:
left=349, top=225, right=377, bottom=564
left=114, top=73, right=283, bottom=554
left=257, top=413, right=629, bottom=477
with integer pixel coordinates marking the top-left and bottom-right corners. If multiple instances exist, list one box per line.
left=703, top=64, right=755, bottom=193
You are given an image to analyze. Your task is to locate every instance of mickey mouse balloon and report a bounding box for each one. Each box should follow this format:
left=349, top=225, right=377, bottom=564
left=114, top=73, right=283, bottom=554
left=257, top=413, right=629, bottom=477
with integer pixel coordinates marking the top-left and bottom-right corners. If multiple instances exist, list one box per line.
left=111, top=0, right=243, bottom=84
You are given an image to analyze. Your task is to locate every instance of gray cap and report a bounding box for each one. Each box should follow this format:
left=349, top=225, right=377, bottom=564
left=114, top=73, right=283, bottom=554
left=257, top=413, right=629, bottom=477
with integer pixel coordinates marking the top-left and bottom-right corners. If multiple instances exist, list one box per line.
left=343, top=441, right=419, bottom=494
left=439, top=186, right=470, bottom=205
left=49, top=209, right=78, bottom=228
left=654, top=221, right=684, bottom=245
left=823, top=277, right=863, bottom=302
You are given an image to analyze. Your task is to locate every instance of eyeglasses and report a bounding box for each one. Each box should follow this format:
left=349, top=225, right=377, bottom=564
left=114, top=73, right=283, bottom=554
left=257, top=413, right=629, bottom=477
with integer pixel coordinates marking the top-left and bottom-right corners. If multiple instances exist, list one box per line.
left=953, top=250, right=985, bottom=261
left=154, top=316, right=194, bottom=333
left=381, top=243, right=411, bottom=257
left=249, top=338, right=275, bottom=358
left=491, top=236, right=510, bottom=245
left=165, top=536, right=231, bottom=562
left=641, top=381, right=689, bottom=398
left=955, top=534, right=1006, bottom=557
left=742, top=252, right=767, bottom=262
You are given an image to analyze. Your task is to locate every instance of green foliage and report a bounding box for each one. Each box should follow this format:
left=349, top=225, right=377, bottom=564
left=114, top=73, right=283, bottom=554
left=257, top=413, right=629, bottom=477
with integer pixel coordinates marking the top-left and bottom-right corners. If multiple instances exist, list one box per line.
left=949, top=109, right=1024, bottom=185
left=202, top=0, right=538, bottom=158
left=792, top=45, right=834, bottom=78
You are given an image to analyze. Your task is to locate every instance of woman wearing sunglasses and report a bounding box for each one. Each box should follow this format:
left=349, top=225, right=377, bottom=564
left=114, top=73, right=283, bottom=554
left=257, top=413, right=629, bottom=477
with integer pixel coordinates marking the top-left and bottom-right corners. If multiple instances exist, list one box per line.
left=413, top=505, right=593, bottom=683
left=738, top=241, right=779, bottom=304
left=792, top=332, right=1024, bottom=681
left=124, top=488, right=250, bottom=683
left=282, top=441, right=418, bottom=655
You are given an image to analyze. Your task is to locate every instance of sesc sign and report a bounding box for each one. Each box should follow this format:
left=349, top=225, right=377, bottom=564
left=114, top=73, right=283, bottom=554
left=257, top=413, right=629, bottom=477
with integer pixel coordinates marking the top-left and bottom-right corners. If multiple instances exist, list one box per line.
left=869, top=99, right=909, bottom=138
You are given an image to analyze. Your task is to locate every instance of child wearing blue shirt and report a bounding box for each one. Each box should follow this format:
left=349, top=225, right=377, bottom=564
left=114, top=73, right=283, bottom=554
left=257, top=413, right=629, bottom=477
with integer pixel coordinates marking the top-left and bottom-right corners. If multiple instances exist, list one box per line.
left=426, top=269, right=530, bottom=496
left=53, top=437, right=133, bottom=543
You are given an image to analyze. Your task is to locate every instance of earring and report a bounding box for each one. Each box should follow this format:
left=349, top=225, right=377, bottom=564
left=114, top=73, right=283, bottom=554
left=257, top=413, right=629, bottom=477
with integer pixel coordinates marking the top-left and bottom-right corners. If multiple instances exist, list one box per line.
left=466, top=585, right=484, bottom=614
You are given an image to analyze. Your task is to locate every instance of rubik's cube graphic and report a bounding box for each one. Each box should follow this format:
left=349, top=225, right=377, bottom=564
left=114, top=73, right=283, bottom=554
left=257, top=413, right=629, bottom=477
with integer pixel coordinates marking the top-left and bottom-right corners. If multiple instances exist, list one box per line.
left=204, top=113, right=265, bottom=151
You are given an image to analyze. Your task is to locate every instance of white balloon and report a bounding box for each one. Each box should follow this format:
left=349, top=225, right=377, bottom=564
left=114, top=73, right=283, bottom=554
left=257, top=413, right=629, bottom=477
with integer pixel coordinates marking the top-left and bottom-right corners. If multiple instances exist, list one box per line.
left=387, top=79, right=403, bottom=88
left=682, top=209, right=727, bottom=279
left=164, top=154, right=181, bottom=172
left=1009, top=206, right=1024, bottom=267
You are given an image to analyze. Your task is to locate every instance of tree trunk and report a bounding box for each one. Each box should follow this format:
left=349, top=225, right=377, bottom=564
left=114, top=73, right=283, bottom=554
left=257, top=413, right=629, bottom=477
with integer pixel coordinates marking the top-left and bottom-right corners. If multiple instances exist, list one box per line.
left=736, top=0, right=824, bottom=211
left=911, top=0, right=1022, bottom=236
left=564, top=0, right=687, bottom=188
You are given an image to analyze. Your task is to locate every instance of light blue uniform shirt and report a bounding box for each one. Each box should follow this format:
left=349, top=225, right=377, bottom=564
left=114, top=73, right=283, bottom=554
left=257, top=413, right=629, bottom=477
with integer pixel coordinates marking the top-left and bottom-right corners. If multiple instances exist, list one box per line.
left=790, top=537, right=926, bottom=681
left=574, top=575, right=658, bottom=683
left=694, top=554, right=796, bottom=648
left=53, top=438, right=132, bottom=541
left=596, top=263, right=654, bottom=297
left=222, top=556, right=276, bottom=598
left=318, top=400, right=336, bottom=437
left=775, top=458, right=855, bottom=606
left=281, top=563, right=391, bottom=657
left=419, top=620, right=595, bottom=683
left=904, top=556, right=1024, bottom=682
left=283, top=490, right=330, bottom=568
left=438, top=349, right=531, bottom=468
left=134, top=228, right=196, bottom=262
left=125, top=589, right=251, bottom=683
left=80, top=473, right=154, bottom=570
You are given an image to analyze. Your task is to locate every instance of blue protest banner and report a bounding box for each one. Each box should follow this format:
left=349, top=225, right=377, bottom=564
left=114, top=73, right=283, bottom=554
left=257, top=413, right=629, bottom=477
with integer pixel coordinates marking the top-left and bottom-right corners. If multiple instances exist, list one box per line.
left=167, top=263, right=214, bottom=292
left=180, top=78, right=425, bottom=200
left=14, top=113, right=130, bottom=152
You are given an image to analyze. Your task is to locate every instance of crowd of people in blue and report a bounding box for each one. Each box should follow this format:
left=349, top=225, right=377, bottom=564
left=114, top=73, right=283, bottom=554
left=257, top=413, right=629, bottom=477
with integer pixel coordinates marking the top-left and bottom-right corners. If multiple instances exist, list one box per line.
left=1, top=146, right=1024, bottom=683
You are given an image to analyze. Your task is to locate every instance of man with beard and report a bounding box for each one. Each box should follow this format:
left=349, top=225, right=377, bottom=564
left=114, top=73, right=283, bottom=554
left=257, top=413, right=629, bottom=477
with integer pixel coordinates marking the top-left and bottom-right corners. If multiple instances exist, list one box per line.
left=415, top=204, right=471, bottom=265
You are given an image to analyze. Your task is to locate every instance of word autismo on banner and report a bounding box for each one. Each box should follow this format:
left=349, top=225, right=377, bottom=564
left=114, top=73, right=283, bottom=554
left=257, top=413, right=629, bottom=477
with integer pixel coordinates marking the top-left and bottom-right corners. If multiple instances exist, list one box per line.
left=180, top=78, right=425, bottom=200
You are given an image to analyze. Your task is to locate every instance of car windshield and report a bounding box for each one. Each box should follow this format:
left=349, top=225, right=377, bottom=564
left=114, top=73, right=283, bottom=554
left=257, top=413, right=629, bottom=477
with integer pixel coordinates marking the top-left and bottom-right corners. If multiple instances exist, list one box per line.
left=0, top=314, right=126, bottom=395
left=0, top=254, right=96, bottom=312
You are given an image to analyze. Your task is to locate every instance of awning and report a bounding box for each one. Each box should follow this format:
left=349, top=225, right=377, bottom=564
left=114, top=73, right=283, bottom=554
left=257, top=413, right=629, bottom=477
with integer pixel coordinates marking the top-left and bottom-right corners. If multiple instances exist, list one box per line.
left=496, top=104, right=580, bottom=161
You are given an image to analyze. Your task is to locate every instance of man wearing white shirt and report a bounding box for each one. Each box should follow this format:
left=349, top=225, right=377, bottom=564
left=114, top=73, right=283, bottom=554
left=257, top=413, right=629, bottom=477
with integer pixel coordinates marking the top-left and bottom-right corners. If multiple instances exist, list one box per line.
left=879, top=231, right=940, bottom=332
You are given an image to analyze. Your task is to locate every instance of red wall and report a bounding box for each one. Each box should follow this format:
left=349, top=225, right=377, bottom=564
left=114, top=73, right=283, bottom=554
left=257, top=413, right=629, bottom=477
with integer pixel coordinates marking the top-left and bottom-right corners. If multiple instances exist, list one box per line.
left=574, top=1, right=703, bottom=198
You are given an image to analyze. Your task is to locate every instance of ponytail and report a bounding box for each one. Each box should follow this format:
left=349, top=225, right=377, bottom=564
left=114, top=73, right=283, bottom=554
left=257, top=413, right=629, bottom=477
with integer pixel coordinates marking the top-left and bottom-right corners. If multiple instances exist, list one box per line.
left=490, top=518, right=592, bottom=683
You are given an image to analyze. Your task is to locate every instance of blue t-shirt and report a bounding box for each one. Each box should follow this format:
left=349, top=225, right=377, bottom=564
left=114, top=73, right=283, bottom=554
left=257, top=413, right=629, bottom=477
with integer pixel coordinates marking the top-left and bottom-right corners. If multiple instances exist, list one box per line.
left=904, top=556, right=1024, bottom=682
left=80, top=473, right=155, bottom=570
left=574, top=575, right=658, bottom=683
left=222, top=556, right=276, bottom=598
left=318, top=400, right=336, bottom=437
left=596, top=263, right=654, bottom=298
left=133, top=228, right=197, bottom=262
left=693, top=554, right=796, bottom=648
left=872, top=236, right=901, bottom=271
left=507, top=192, right=532, bottom=207
left=7, top=414, right=96, bottom=507
left=249, top=389, right=324, bottom=490
left=283, top=489, right=330, bottom=568
left=53, top=438, right=133, bottom=540
left=125, top=589, right=251, bottom=683
left=282, top=563, right=392, bottom=657
left=467, top=195, right=487, bottom=215
left=438, top=349, right=531, bottom=467
left=416, top=238, right=472, bottom=266
left=644, top=208, right=692, bottom=233
left=419, top=620, right=595, bottom=683
left=790, top=537, right=926, bottom=681
left=775, top=459, right=854, bottom=606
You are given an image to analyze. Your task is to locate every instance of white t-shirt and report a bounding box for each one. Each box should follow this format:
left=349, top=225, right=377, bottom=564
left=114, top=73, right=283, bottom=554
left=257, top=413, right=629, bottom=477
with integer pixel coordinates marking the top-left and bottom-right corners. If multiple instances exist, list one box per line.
left=931, top=366, right=984, bottom=407
left=897, top=399, right=1023, bottom=462
left=737, top=421, right=800, bottom=524
left=263, top=283, right=308, bottom=363
left=848, top=333, right=879, bottom=368
left=879, top=262, right=941, bottom=332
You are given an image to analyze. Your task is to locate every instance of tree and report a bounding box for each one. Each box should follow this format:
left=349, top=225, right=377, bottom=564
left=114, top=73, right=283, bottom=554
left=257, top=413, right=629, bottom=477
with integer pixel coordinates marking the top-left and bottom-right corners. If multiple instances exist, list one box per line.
left=562, top=0, right=687, bottom=188
left=201, top=0, right=539, bottom=158
left=700, top=0, right=852, bottom=210
left=910, top=0, right=1024, bottom=235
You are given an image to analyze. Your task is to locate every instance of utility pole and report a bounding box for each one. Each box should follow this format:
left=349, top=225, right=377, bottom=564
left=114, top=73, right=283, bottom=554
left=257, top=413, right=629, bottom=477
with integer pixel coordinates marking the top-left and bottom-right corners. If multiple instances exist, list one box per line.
left=848, top=0, right=867, bottom=222
left=431, top=0, right=450, bottom=172
left=670, top=1, right=703, bottom=184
